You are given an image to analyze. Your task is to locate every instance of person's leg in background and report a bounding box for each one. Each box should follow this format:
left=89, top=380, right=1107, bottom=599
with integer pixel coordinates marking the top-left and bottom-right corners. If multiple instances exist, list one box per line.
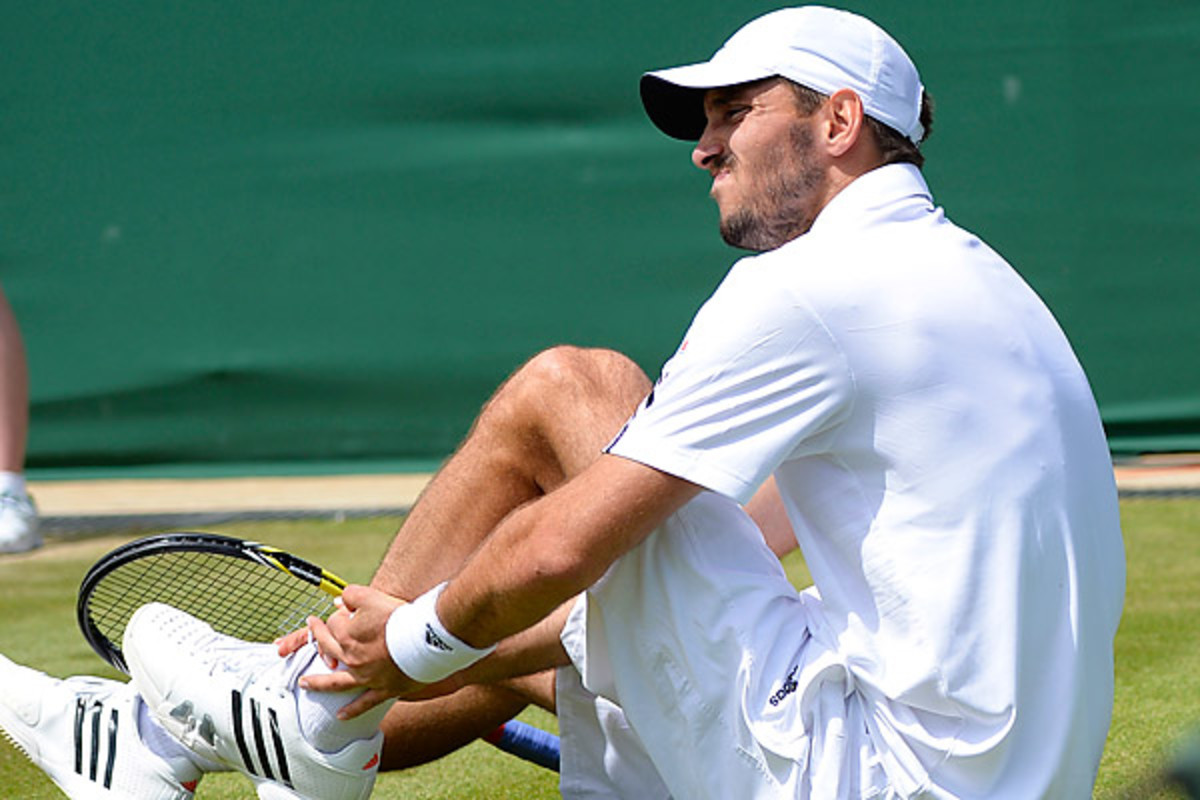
left=0, top=285, right=39, bottom=554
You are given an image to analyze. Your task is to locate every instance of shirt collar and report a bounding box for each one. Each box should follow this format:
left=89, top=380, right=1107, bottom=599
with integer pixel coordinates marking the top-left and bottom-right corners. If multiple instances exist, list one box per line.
left=806, top=162, right=933, bottom=236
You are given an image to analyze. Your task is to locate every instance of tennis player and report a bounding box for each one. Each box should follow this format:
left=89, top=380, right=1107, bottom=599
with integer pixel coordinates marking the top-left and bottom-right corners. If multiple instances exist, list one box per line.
left=287, top=7, right=1124, bottom=797
left=0, top=6, right=1125, bottom=799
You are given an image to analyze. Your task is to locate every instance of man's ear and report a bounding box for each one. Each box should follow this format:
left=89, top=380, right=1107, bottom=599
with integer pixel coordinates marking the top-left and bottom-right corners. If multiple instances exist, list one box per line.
left=822, top=88, right=867, bottom=157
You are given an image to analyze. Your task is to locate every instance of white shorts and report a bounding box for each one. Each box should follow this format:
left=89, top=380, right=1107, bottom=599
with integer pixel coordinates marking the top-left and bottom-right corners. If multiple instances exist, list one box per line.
left=555, top=664, right=671, bottom=799
left=557, top=491, right=888, bottom=799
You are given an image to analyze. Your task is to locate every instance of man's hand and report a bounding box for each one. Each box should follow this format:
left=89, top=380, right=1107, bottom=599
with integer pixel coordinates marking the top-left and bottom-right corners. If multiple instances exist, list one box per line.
left=276, top=622, right=322, bottom=657
left=297, top=584, right=425, bottom=719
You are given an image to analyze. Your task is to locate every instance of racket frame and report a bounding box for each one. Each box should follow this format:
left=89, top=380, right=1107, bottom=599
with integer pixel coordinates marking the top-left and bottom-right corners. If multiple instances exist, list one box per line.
left=76, top=531, right=346, bottom=674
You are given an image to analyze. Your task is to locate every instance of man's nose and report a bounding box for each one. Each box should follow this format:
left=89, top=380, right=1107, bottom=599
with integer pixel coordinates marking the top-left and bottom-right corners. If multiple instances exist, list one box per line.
left=692, top=125, right=725, bottom=170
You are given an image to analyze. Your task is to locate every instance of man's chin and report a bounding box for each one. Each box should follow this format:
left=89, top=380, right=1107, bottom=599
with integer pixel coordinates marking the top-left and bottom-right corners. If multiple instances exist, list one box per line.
left=720, top=208, right=813, bottom=252
left=719, top=213, right=767, bottom=252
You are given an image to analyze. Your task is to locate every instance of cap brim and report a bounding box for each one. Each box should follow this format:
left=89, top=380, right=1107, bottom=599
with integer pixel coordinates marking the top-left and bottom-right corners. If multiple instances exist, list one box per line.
left=640, top=61, right=774, bottom=141
left=640, top=75, right=707, bottom=141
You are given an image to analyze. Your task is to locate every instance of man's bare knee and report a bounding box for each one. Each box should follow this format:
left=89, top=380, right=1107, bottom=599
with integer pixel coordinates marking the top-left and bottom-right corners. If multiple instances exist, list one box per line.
left=525, top=346, right=649, bottom=406
left=481, top=346, right=651, bottom=487
left=487, top=347, right=646, bottom=421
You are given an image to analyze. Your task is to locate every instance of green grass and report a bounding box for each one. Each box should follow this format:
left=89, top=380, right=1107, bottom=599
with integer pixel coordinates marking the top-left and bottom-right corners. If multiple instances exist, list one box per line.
left=1, top=500, right=1197, bottom=798
left=1093, top=499, right=1200, bottom=799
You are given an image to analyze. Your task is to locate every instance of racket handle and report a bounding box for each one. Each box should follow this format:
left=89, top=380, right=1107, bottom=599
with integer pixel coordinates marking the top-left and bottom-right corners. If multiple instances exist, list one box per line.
left=485, top=720, right=561, bottom=772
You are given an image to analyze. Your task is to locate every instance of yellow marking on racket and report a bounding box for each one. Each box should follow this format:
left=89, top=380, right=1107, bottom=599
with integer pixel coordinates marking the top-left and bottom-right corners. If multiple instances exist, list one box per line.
left=256, top=546, right=346, bottom=597
left=256, top=548, right=293, bottom=577
left=318, top=571, right=347, bottom=596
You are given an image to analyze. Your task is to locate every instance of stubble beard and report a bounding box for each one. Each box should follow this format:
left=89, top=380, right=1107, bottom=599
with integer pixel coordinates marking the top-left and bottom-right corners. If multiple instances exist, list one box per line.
left=718, top=123, right=825, bottom=252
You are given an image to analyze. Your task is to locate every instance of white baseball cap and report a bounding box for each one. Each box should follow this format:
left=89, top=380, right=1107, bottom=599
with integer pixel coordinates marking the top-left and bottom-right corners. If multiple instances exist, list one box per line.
left=640, top=6, right=925, bottom=143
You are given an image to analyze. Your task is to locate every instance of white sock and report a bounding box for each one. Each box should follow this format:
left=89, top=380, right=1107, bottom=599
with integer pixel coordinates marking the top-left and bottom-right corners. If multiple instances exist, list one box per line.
left=296, top=651, right=394, bottom=754
left=0, top=471, right=26, bottom=497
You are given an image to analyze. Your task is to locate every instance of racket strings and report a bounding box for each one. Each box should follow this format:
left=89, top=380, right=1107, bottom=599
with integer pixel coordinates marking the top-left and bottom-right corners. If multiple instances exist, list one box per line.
left=87, top=550, right=339, bottom=656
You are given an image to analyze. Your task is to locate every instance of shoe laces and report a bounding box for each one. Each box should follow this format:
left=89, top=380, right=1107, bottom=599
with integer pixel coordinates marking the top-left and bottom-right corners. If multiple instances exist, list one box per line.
left=65, top=675, right=121, bottom=697
left=61, top=676, right=129, bottom=714
left=197, top=634, right=280, bottom=678
left=191, top=629, right=314, bottom=701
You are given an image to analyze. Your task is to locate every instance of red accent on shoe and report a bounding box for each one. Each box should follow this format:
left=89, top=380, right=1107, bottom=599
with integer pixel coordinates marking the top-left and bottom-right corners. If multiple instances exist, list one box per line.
left=484, top=724, right=507, bottom=745
left=362, top=753, right=380, bottom=771
left=182, top=780, right=199, bottom=792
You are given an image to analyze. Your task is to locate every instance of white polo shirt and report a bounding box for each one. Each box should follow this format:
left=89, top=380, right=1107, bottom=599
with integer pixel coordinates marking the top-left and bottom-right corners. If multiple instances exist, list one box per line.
left=607, top=164, right=1125, bottom=797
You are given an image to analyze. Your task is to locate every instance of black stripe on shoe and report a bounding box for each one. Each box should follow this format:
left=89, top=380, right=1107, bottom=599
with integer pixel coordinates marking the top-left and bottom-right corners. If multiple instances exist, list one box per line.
left=268, top=707, right=293, bottom=787
left=250, top=698, right=276, bottom=781
left=104, top=707, right=118, bottom=789
left=231, top=690, right=258, bottom=776
left=73, top=698, right=85, bottom=775
left=89, top=701, right=102, bottom=781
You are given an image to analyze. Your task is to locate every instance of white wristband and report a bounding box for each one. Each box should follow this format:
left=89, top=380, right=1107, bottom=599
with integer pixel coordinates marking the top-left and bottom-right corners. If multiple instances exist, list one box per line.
left=385, top=582, right=495, bottom=684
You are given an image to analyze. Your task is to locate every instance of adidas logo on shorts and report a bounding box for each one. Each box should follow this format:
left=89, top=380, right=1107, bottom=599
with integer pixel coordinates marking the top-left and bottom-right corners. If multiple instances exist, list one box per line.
left=768, top=666, right=799, bottom=708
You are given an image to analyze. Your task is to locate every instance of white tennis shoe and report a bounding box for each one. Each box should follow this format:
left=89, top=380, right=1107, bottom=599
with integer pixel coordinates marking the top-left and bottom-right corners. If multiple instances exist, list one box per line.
left=0, top=653, right=200, bottom=799
left=0, top=490, right=40, bottom=554
left=123, top=602, right=381, bottom=800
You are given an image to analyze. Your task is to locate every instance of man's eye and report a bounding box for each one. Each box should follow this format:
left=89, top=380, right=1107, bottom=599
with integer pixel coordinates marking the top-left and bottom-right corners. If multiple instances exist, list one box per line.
left=726, top=106, right=750, bottom=121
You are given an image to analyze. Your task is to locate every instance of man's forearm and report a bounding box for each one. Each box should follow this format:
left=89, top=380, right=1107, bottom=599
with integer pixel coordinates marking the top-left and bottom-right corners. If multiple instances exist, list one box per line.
left=435, top=454, right=703, bottom=650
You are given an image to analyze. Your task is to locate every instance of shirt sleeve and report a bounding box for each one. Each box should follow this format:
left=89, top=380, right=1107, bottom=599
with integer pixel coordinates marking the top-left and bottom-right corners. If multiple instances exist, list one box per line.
left=606, top=262, right=854, bottom=504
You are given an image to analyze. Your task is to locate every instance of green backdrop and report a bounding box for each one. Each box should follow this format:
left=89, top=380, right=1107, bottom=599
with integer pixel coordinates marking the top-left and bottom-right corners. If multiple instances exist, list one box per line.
left=3, top=1, right=1197, bottom=474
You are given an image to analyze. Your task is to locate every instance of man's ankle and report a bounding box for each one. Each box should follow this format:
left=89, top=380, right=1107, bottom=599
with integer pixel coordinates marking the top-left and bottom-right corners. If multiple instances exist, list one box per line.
left=295, top=650, right=394, bottom=753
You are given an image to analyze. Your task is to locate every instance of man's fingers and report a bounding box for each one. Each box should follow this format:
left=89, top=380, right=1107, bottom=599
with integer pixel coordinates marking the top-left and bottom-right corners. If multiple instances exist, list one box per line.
left=336, top=688, right=393, bottom=720
left=299, top=670, right=362, bottom=693
left=306, top=615, right=345, bottom=670
left=275, top=627, right=311, bottom=657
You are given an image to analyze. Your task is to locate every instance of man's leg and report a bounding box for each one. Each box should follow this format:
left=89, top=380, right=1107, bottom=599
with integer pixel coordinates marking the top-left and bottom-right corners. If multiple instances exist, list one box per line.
left=120, top=346, right=654, bottom=795
left=370, top=345, right=651, bottom=768
left=0, top=346, right=652, bottom=799
left=371, top=345, right=651, bottom=598
left=378, top=673, right=555, bottom=769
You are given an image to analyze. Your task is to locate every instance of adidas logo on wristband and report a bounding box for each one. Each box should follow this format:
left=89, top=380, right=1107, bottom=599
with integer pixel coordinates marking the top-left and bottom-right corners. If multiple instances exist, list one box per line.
left=424, top=624, right=453, bottom=652
left=386, top=582, right=497, bottom=683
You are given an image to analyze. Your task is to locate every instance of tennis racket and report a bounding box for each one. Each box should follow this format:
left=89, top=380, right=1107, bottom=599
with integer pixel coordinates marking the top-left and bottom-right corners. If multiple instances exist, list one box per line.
left=77, top=531, right=559, bottom=771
